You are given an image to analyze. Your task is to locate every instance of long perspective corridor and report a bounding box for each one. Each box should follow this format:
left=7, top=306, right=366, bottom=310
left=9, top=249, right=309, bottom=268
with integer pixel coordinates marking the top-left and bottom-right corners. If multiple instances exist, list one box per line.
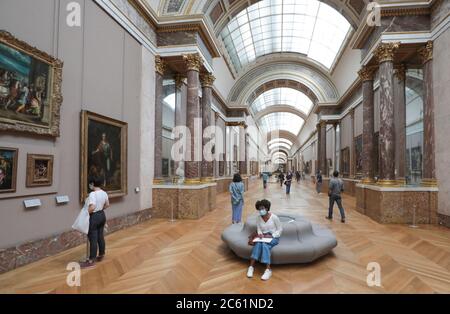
left=1, top=178, right=449, bottom=294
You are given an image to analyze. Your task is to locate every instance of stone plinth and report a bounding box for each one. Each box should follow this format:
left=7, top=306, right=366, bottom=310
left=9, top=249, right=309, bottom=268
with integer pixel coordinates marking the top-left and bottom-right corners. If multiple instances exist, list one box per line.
left=356, top=184, right=439, bottom=224
left=152, top=183, right=217, bottom=219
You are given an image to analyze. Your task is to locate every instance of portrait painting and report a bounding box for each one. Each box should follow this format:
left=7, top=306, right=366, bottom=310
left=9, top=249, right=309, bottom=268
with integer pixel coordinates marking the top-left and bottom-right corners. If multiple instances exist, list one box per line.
left=340, top=147, right=350, bottom=177
left=26, top=154, right=53, bottom=187
left=0, top=147, right=18, bottom=193
left=0, top=31, right=62, bottom=137
left=80, top=111, right=127, bottom=202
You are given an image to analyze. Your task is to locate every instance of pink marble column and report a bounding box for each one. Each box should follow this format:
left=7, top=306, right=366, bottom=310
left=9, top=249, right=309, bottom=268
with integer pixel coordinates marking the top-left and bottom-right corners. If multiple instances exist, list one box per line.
left=153, top=56, right=166, bottom=184
left=419, top=41, right=437, bottom=187
left=320, top=121, right=327, bottom=176
left=394, top=64, right=407, bottom=185
left=358, top=66, right=376, bottom=183
left=374, top=42, right=399, bottom=185
left=183, top=54, right=203, bottom=184
left=316, top=123, right=321, bottom=174
left=239, top=123, right=248, bottom=175
left=200, top=73, right=215, bottom=182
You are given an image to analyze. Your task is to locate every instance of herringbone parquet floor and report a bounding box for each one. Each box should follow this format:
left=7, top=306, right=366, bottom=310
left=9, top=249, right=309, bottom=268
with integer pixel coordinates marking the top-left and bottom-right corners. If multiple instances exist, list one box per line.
left=1, top=178, right=450, bottom=293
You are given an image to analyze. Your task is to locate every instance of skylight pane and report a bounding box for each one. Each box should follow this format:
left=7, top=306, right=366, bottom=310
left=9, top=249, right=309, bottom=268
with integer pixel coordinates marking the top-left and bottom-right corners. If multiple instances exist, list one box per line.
left=220, top=0, right=351, bottom=72
left=259, top=112, right=304, bottom=135
left=250, top=87, right=313, bottom=115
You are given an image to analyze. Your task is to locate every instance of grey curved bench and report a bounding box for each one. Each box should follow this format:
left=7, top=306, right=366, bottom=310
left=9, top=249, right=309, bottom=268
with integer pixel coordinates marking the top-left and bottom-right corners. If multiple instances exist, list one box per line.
left=221, top=213, right=337, bottom=264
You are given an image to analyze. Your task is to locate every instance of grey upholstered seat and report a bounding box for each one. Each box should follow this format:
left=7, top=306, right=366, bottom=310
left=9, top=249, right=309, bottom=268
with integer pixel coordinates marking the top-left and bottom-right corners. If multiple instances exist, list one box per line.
left=221, top=213, right=337, bottom=264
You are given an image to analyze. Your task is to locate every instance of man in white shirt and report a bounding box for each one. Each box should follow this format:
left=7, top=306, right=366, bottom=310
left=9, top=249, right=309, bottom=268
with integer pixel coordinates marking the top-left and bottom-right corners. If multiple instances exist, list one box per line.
left=247, top=199, right=282, bottom=281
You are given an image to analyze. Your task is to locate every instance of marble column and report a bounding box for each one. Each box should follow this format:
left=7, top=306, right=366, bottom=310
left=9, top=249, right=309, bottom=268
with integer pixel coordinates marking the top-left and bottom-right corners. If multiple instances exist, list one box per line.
left=419, top=41, right=437, bottom=187
left=393, top=64, right=407, bottom=185
left=350, top=108, right=355, bottom=178
left=183, top=53, right=203, bottom=184
left=374, top=42, right=399, bottom=185
left=153, top=56, right=166, bottom=184
left=213, top=112, right=220, bottom=178
left=239, top=123, right=248, bottom=175
left=320, top=121, right=327, bottom=176
left=316, top=123, right=321, bottom=174
left=358, top=66, right=376, bottom=183
left=200, top=73, right=215, bottom=182
left=173, top=75, right=186, bottom=182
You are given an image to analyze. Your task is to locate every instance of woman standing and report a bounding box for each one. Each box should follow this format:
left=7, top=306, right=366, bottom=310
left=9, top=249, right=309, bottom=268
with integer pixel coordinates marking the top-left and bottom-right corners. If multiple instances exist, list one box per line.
left=285, top=171, right=293, bottom=195
left=247, top=199, right=282, bottom=281
left=80, top=177, right=110, bottom=268
left=229, top=173, right=245, bottom=224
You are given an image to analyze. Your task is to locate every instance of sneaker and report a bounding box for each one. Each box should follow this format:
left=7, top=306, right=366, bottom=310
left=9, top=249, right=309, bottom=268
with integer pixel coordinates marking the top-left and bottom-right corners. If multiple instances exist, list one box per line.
left=247, top=266, right=254, bottom=278
left=325, top=216, right=332, bottom=220
left=261, top=269, right=272, bottom=281
left=341, top=218, right=346, bottom=223
left=96, top=255, right=105, bottom=262
left=79, top=260, right=96, bottom=268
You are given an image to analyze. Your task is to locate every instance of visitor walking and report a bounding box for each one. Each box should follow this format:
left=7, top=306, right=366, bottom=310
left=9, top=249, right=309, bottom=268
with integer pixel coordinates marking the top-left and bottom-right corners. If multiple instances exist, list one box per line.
left=295, top=171, right=301, bottom=183
left=285, top=171, right=293, bottom=195
left=326, top=170, right=346, bottom=223
left=262, top=172, right=269, bottom=189
left=80, top=177, right=109, bottom=268
left=316, top=170, right=323, bottom=194
left=247, top=199, right=282, bottom=281
left=230, top=173, right=245, bottom=224
left=278, top=172, right=285, bottom=187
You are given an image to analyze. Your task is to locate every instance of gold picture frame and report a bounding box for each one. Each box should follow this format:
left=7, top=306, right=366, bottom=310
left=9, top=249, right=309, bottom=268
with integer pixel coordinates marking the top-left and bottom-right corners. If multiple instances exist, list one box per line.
left=80, top=111, right=128, bottom=202
left=26, top=154, right=54, bottom=187
left=0, top=31, right=63, bottom=137
left=0, top=147, right=18, bottom=193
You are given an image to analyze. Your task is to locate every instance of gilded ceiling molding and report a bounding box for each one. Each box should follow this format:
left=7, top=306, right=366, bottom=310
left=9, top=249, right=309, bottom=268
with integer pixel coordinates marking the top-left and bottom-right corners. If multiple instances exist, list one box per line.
left=183, top=53, right=203, bottom=71
left=418, top=41, right=433, bottom=64
left=155, top=55, right=166, bottom=75
left=381, top=7, right=431, bottom=17
left=358, top=66, right=377, bottom=81
left=374, top=42, right=400, bottom=63
left=200, top=73, right=216, bottom=87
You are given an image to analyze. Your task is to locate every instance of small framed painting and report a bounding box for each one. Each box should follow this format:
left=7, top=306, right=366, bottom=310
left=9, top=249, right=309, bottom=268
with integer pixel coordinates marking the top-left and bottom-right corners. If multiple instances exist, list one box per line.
left=26, top=154, right=54, bottom=187
left=0, top=147, right=18, bottom=193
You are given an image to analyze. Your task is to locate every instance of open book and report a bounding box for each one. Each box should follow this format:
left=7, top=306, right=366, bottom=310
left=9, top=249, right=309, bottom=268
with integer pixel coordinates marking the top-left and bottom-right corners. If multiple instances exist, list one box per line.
left=252, top=237, right=273, bottom=243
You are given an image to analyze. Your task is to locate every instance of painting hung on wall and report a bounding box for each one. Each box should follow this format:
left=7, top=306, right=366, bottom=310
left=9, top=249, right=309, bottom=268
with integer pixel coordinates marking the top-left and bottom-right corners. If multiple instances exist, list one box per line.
left=341, top=147, right=350, bottom=177
left=26, top=154, right=53, bottom=187
left=80, top=111, right=127, bottom=202
left=0, top=147, right=18, bottom=193
left=354, top=135, right=363, bottom=175
left=0, top=31, right=63, bottom=137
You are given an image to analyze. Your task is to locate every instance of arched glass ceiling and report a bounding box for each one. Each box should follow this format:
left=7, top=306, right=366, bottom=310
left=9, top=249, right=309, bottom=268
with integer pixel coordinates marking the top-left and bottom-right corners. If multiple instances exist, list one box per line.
left=259, top=112, right=304, bottom=135
left=268, top=138, right=293, bottom=146
left=250, top=88, right=313, bottom=115
left=269, top=142, right=291, bottom=150
left=220, top=0, right=351, bottom=71
left=272, top=152, right=287, bottom=159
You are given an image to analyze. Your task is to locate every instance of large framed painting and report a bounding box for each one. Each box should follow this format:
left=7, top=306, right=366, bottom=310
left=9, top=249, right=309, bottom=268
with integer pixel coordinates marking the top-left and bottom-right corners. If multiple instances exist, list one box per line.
left=0, top=31, right=63, bottom=137
left=0, top=147, right=18, bottom=193
left=340, top=147, right=350, bottom=177
left=26, top=154, right=53, bottom=187
left=80, top=111, right=127, bottom=202
left=354, top=135, right=363, bottom=176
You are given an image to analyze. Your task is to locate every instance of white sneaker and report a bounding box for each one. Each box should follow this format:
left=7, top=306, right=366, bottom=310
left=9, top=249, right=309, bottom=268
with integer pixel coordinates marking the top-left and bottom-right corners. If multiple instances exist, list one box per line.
left=247, top=266, right=254, bottom=278
left=261, top=269, right=272, bottom=281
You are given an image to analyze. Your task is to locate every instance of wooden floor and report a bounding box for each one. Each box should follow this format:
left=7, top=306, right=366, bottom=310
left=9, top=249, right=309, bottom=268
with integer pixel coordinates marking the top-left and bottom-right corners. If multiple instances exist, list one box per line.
left=1, top=179, right=450, bottom=294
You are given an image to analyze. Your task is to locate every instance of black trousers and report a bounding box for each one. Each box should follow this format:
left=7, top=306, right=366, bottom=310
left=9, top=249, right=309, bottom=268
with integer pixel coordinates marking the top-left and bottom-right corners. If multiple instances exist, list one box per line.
left=328, top=194, right=346, bottom=219
left=88, top=210, right=106, bottom=260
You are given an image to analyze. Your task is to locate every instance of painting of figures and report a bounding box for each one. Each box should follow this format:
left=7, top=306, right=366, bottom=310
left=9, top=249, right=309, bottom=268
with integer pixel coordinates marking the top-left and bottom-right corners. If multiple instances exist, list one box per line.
left=0, top=31, right=62, bottom=136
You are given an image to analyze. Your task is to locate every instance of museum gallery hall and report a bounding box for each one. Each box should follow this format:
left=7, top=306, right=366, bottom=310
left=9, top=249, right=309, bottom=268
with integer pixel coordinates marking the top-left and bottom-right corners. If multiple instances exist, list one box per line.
left=0, top=0, right=450, bottom=294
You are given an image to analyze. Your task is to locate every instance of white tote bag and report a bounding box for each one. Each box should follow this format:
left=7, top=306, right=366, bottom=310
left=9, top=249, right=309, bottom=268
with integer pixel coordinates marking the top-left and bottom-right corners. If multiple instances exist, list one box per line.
left=72, top=198, right=90, bottom=234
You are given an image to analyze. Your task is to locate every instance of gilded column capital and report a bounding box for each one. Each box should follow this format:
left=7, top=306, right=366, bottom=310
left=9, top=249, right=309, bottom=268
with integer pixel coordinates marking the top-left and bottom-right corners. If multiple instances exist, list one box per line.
left=183, top=53, right=203, bottom=72
left=200, top=73, right=216, bottom=87
left=394, top=63, right=407, bottom=81
left=155, top=55, right=166, bottom=75
left=418, top=41, right=433, bottom=64
left=374, top=42, right=400, bottom=63
left=319, top=120, right=327, bottom=127
left=358, top=66, right=377, bottom=81
left=175, top=74, right=186, bottom=88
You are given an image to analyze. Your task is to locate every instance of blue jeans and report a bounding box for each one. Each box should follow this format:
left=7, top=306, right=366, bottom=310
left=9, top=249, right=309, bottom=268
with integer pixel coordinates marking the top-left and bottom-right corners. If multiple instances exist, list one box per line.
left=285, top=183, right=291, bottom=194
left=232, top=201, right=243, bottom=222
left=251, top=237, right=279, bottom=265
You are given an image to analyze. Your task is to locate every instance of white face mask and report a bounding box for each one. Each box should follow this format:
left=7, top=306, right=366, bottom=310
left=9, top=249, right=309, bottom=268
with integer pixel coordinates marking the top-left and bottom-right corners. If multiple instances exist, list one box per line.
left=89, top=183, right=94, bottom=191
left=259, top=209, right=268, bottom=216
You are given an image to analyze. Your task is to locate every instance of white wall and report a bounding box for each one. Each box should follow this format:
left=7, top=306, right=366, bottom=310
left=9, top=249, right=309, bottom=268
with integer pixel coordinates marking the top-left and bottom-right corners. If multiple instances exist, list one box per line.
left=331, top=43, right=361, bottom=96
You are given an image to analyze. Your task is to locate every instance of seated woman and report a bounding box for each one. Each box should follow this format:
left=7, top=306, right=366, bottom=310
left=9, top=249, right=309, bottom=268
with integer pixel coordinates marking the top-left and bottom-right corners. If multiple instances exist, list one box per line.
left=247, top=199, right=282, bottom=281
